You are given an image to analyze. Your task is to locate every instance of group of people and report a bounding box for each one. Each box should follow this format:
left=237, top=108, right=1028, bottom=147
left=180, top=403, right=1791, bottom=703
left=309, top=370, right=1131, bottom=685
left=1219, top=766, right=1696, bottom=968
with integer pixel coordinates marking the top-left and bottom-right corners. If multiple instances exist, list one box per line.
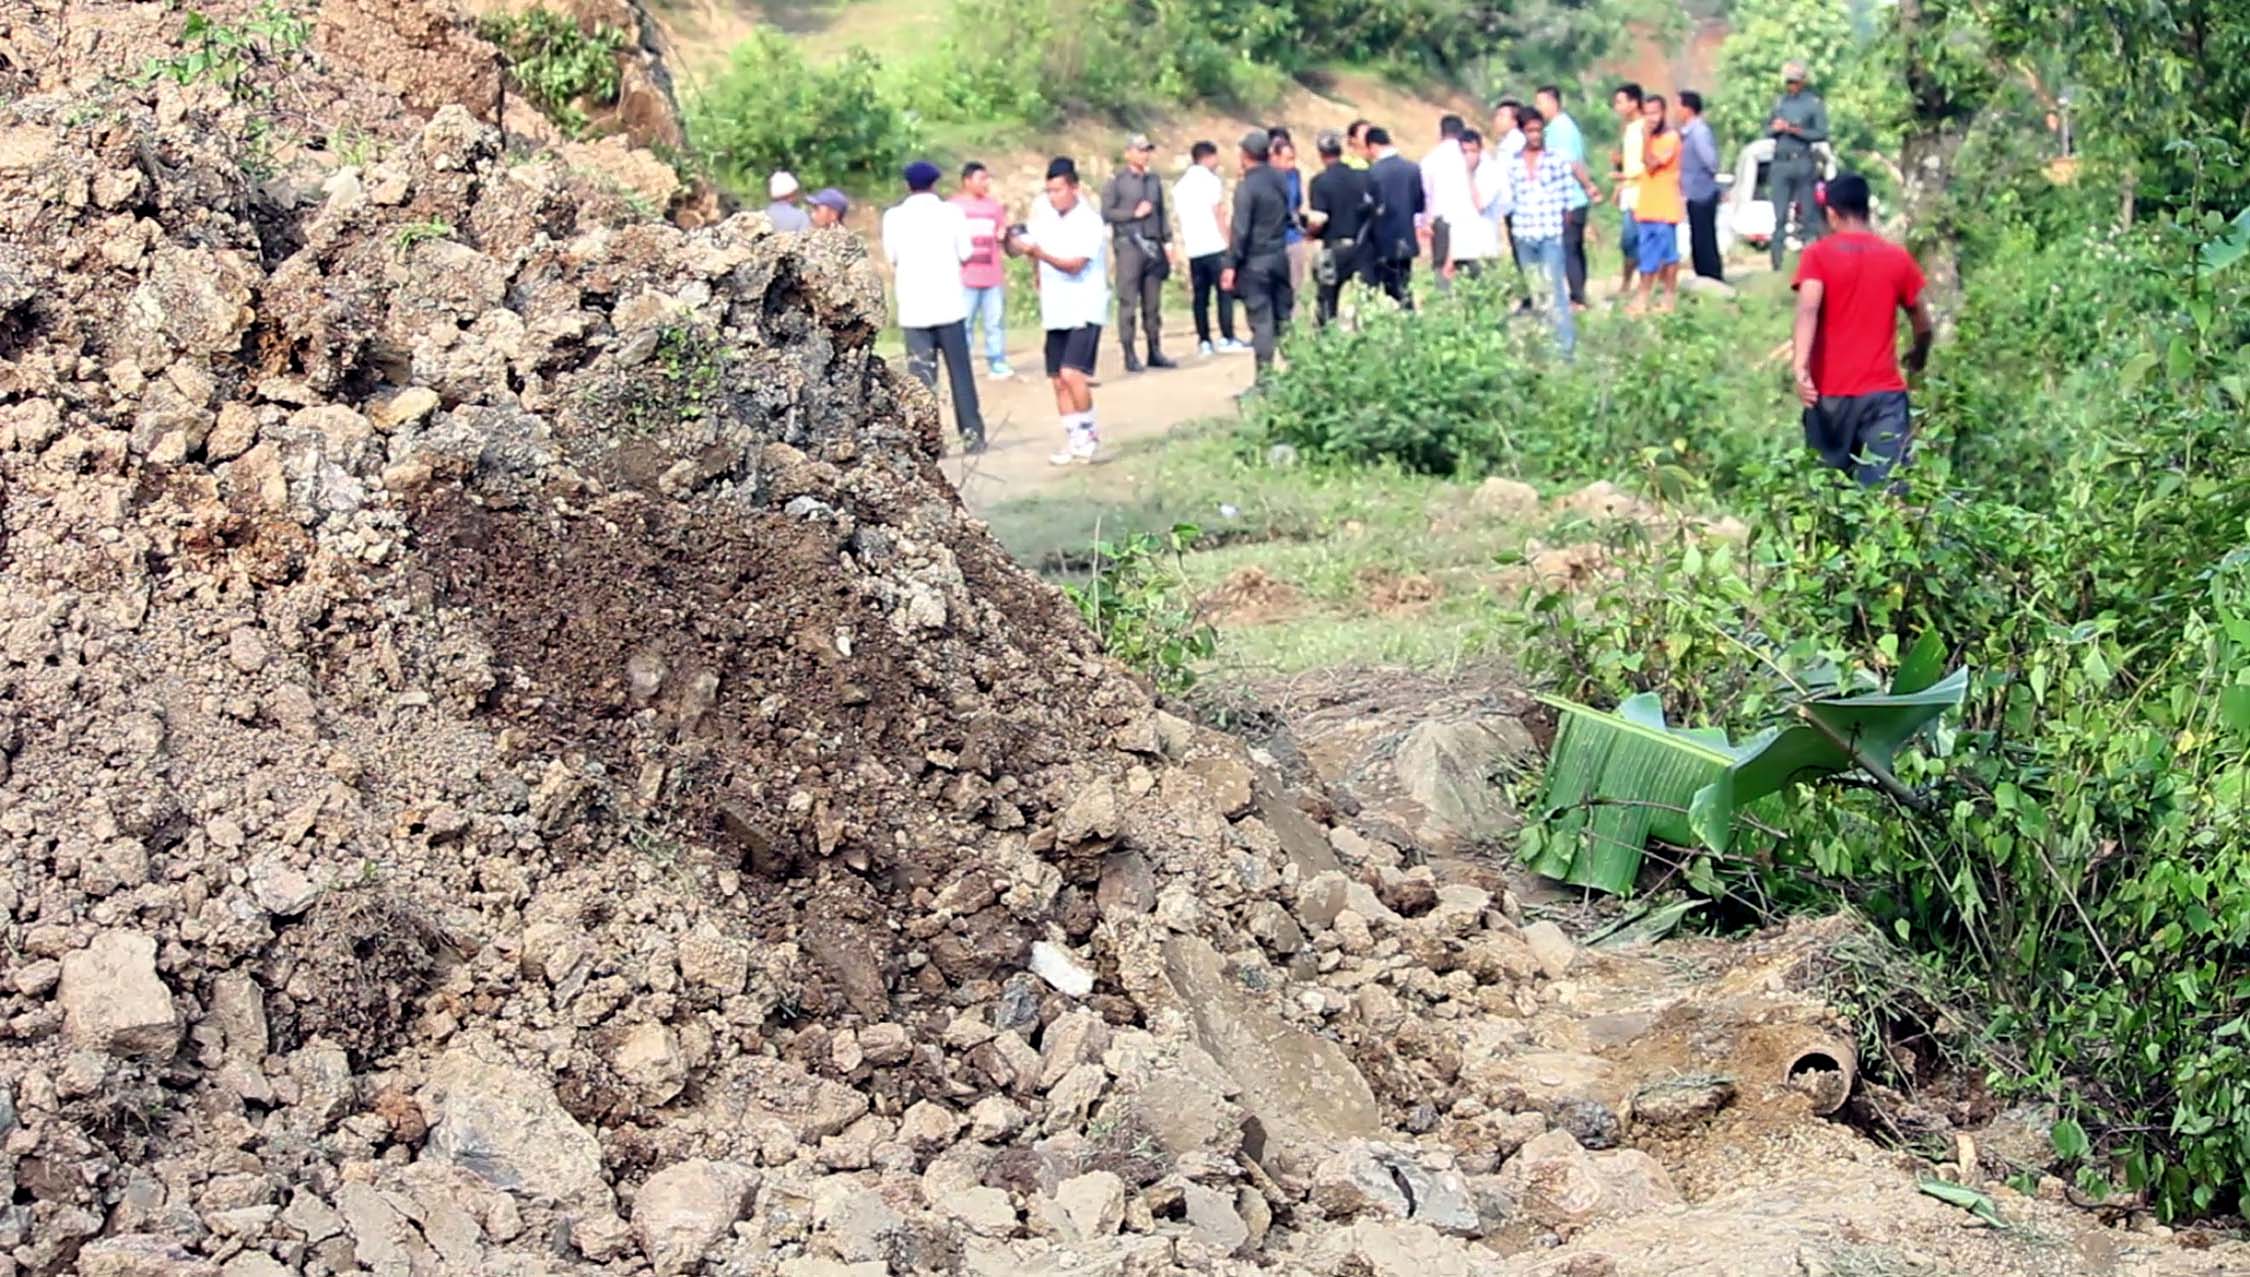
left=768, top=59, right=1924, bottom=484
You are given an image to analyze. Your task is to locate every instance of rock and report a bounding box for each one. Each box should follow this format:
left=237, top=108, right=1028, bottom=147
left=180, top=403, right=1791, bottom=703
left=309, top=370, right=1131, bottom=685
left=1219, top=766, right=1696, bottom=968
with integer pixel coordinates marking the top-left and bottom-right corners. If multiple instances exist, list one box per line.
left=1313, top=1143, right=1410, bottom=1219
left=859, top=1021, right=913, bottom=1066
left=1393, top=719, right=1535, bottom=850
left=1051, top=1170, right=1126, bottom=1240
left=75, top=1235, right=220, bottom=1276
left=419, top=1049, right=613, bottom=1211
left=1552, top=1098, right=1620, bottom=1150
left=938, top=1186, right=1018, bottom=1237
left=970, top=1096, right=1029, bottom=1142
left=1491, top=1131, right=1680, bottom=1234
left=1057, top=778, right=1120, bottom=844
left=677, top=924, right=751, bottom=995
left=220, top=1255, right=292, bottom=1277
left=1522, top=921, right=1578, bottom=980
left=1030, top=941, right=1094, bottom=998
left=1095, top=850, right=1157, bottom=916
left=1630, top=1078, right=1736, bottom=1130
left=1038, top=1009, right=1112, bottom=1090
left=613, top=1021, right=688, bottom=1105
left=1471, top=476, right=1542, bottom=520
left=1179, top=1182, right=1249, bottom=1253
left=336, top=1182, right=430, bottom=1273
left=248, top=856, right=321, bottom=917
left=720, top=1055, right=871, bottom=1143
left=59, top=930, right=180, bottom=1058
left=1183, top=753, right=1256, bottom=817
left=633, top=1159, right=758, bottom=1275
left=1330, top=1221, right=1483, bottom=1277
left=899, top=1100, right=964, bottom=1150
left=1160, top=936, right=1381, bottom=1179
left=813, top=1182, right=904, bottom=1262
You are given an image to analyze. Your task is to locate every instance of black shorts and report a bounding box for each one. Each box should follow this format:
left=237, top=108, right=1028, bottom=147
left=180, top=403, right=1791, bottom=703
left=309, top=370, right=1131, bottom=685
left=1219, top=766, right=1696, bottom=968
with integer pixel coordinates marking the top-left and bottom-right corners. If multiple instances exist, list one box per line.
left=1043, top=325, right=1101, bottom=378
left=1804, top=390, right=1912, bottom=485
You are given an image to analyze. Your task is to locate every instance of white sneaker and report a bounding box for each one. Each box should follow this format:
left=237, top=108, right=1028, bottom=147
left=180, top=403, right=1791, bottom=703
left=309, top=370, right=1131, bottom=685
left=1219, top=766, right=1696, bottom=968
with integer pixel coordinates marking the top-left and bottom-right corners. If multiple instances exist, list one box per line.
left=1197, top=340, right=1215, bottom=358
left=1068, top=427, right=1099, bottom=463
left=1048, top=448, right=1077, bottom=466
left=1216, top=339, right=1252, bottom=355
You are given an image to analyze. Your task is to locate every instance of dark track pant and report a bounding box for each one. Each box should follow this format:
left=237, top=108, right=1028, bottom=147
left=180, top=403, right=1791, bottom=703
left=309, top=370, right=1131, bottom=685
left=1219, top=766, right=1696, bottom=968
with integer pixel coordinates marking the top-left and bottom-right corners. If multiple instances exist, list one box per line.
left=1805, top=391, right=1910, bottom=486
left=1188, top=252, right=1237, bottom=345
left=1770, top=165, right=1828, bottom=270
left=1562, top=206, right=1589, bottom=305
left=1114, top=237, right=1167, bottom=359
left=1237, top=252, right=1293, bottom=374
left=1687, top=196, right=1724, bottom=281
left=1370, top=256, right=1414, bottom=310
left=903, top=322, right=985, bottom=443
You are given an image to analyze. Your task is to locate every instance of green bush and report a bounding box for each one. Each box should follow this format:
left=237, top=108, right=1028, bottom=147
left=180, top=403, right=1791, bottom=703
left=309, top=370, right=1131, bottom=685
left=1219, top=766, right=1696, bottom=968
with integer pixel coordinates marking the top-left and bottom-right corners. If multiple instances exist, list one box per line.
left=1505, top=219, right=2250, bottom=1219
left=1245, top=278, right=1793, bottom=494
left=479, top=8, right=626, bottom=138
left=1066, top=524, right=1219, bottom=696
left=688, top=30, right=917, bottom=194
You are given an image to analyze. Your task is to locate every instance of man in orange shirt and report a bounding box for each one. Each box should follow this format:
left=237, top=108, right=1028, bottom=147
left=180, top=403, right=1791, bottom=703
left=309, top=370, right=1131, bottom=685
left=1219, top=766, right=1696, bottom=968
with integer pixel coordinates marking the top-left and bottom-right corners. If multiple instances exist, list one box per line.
left=1632, top=94, right=1684, bottom=313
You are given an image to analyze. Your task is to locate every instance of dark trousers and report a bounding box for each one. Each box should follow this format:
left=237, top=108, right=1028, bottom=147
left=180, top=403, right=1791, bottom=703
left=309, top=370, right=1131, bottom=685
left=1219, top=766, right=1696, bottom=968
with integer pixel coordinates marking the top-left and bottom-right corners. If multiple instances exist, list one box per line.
left=1114, top=237, right=1167, bottom=358
left=1188, top=252, right=1237, bottom=344
left=1805, top=391, right=1911, bottom=486
left=1687, top=196, right=1724, bottom=281
left=1561, top=206, right=1589, bottom=304
left=903, top=322, right=984, bottom=443
left=1770, top=165, right=1828, bottom=270
left=1237, top=252, right=1293, bottom=373
left=1370, top=256, right=1414, bottom=310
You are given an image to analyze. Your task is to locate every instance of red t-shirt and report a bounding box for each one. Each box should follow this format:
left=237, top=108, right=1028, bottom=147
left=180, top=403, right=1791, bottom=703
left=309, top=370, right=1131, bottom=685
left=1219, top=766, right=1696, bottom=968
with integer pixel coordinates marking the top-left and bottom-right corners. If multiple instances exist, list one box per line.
left=1795, top=231, right=1926, bottom=397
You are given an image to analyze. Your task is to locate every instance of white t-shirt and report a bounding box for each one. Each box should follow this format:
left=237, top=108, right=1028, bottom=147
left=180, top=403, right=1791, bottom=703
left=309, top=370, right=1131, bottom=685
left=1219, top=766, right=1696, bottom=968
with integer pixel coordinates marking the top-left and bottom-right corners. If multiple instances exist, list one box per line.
left=1174, top=163, right=1227, bottom=259
left=1418, top=138, right=1470, bottom=232
left=881, top=193, right=972, bottom=328
left=1450, top=158, right=1507, bottom=260
left=1022, top=196, right=1109, bottom=331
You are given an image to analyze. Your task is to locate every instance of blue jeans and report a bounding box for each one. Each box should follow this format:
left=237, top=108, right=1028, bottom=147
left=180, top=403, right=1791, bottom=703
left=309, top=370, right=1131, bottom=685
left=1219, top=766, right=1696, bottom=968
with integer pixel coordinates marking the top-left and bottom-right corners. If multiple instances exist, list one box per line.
left=1519, top=236, right=1576, bottom=358
left=963, top=285, right=1007, bottom=367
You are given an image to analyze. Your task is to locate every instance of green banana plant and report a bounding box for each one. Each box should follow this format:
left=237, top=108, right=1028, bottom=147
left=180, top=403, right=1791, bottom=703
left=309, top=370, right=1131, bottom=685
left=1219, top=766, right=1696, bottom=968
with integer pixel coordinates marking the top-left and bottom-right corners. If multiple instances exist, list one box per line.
left=1522, top=633, right=1967, bottom=895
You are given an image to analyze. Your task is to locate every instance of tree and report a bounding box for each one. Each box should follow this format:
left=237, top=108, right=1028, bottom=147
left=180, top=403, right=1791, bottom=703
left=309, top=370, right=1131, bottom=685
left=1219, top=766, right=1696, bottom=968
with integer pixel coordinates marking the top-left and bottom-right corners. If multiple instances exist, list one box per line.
left=1711, top=0, right=1899, bottom=169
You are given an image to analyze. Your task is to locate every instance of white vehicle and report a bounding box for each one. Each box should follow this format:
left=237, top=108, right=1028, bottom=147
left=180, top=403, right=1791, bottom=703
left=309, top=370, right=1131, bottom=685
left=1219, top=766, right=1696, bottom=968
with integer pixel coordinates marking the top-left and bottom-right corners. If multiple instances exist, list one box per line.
left=1723, top=136, right=1838, bottom=250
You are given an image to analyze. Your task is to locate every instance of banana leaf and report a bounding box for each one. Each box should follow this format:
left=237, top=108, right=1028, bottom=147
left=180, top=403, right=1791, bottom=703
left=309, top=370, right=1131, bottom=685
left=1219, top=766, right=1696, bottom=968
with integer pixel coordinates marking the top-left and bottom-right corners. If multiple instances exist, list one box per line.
left=1524, top=652, right=1967, bottom=895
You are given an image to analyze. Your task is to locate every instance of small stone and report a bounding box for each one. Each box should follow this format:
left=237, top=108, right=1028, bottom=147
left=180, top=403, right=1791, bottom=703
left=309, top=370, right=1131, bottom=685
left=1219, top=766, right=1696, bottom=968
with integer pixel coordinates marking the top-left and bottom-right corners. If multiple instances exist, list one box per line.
left=1180, top=1181, right=1250, bottom=1253
left=937, top=1186, right=1017, bottom=1236
left=898, top=1100, right=964, bottom=1150
left=59, top=930, right=180, bottom=1058
left=1521, top=920, right=1578, bottom=980
left=1038, top=1009, right=1112, bottom=1090
left=1030, top=941, right=1094, bottom=998
left=227, top=626, right=271, bottom=673
left=1552, top=1098, right=1620, bottom=1150
left=859, top=1021, right=912, bottom=1066
left=633, top=1159, right=757, bottom=1275
left=969, top=1095, right=1028, bottom=1143
left=1313, top=1143, right=1410, bottom=1219
left=612, top=1021, right=687, bottom=1106
left=1051, top=1170, right=1125, bottom=1240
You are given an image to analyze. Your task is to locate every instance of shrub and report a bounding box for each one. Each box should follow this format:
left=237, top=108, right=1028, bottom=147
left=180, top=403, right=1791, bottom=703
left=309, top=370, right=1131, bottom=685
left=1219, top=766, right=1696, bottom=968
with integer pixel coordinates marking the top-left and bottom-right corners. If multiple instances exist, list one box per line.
left=688, top=30, right=916, bottom=195
left=479, top=8, right=627, bottom=138
left=1066, top=524, right=1219, bottom=696
left=1504, top=218, right=2250, bottom=1219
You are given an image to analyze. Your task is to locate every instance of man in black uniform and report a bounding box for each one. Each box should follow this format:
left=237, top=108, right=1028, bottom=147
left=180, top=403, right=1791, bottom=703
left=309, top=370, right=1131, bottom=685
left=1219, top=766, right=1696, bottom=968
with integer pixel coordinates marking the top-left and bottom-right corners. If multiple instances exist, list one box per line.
left=1100, top=132, right=1176, bottom=372
left=1221, top=129, right=1294, bottom=379
left=1305, top=129, right=1372, bottom=326
left=1363, top=125, right=1424, bottom=308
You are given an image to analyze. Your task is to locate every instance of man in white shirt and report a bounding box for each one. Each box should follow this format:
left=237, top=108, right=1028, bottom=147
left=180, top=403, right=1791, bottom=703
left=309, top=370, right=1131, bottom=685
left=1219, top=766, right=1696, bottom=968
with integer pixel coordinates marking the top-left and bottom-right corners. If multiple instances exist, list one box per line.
left=1008, top=157, right=1110, bottom=465
left=1174, top=140, right=1248, bottom=357
left=1443, top=130, right=1508, bottom=281
left=1419, top=114, right=1472, bottom=278
left=882, top=160, right=985, bottom=453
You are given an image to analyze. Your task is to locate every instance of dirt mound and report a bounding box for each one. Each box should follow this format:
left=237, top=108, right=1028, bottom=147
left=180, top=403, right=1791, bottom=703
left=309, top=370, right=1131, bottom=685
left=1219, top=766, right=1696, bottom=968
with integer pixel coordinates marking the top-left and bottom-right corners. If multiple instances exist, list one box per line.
left=3, top=9, right=2245, bottom=1277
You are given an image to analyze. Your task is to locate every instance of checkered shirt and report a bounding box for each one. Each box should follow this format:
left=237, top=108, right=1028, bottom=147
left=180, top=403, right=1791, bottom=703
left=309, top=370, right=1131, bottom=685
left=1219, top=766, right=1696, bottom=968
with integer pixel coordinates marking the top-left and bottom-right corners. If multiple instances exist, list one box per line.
left=1509, top=151, right=1577, bottom=242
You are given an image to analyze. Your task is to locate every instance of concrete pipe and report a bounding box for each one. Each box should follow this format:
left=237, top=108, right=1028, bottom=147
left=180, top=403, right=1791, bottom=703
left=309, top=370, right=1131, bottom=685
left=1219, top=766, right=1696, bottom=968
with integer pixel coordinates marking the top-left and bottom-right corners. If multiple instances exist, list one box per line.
left=1782, top=1032, right=1858, bottom=1116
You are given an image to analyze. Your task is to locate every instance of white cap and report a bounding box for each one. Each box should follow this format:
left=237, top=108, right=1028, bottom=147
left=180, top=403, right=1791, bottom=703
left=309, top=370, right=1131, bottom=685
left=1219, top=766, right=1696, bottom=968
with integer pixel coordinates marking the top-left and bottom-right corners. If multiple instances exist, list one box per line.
left=769, top=170, right=800, bottom=200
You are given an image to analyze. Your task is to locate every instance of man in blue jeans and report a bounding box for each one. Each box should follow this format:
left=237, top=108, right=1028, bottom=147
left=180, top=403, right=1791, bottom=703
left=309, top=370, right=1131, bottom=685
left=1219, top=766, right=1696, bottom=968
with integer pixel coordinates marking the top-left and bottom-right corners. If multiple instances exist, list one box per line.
left=1508, top=110, right=1603, bottom=358
left=952, top=162, right=1015, bottom=379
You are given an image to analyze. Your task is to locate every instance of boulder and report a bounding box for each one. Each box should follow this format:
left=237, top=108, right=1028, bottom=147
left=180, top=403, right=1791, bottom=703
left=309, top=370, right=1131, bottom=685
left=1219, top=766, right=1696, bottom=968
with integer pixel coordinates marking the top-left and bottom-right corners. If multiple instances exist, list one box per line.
left=419, top=1048, right=613, bottom=1211
left=1050, top=1170, right=1126, bottom=1240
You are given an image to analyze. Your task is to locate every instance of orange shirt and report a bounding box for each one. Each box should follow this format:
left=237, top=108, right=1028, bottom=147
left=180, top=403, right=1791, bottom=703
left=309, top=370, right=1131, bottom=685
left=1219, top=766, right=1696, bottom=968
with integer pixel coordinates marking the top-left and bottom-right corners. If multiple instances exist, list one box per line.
left=1637, top=131, right=1685, bottom=224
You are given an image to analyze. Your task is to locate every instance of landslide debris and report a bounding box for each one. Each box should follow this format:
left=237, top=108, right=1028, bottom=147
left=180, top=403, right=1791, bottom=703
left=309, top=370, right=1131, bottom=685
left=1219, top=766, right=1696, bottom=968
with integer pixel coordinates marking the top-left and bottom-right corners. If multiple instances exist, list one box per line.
left=3, top=6, right=2246, bottom=1277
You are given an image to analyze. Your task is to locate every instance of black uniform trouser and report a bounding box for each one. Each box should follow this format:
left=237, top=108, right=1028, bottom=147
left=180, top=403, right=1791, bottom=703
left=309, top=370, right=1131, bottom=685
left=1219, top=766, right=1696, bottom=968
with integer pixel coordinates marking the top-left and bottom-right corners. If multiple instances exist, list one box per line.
left=1369, top=255, right=1414, bottom=310
left=1313, top=237, right=1361, bottom=327
left=1114, top=237, right=1167, bottom=358
left=1188, top=252, right=1237, bottom=344
left=1687, top=196, right=1724, bottom=281
left=1236, top=252, right=1293, bottom=374
left=1562, top=206, right=1589, bottom=305
left=1770, top=164, right=1828, bottom=269
left=903, top=322, right=985, bottom=443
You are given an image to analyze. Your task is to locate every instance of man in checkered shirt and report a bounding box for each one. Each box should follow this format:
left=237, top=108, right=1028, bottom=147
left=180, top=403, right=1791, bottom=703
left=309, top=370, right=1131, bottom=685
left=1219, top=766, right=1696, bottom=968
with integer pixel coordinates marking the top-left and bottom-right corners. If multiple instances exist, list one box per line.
left=1508, top=108, right=1603, bottom=358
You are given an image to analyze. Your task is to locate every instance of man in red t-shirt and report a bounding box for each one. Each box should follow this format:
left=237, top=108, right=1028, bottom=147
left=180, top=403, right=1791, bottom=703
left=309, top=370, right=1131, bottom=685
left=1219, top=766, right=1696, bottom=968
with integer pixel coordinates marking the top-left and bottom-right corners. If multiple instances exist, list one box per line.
left=1792, top=174, right=1935, bottom=485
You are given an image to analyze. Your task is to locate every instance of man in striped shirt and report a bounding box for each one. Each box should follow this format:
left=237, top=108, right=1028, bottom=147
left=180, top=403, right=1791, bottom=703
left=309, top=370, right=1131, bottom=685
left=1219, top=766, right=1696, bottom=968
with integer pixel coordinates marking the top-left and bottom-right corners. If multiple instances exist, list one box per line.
left=1508, top=109, right=1603, bottom=357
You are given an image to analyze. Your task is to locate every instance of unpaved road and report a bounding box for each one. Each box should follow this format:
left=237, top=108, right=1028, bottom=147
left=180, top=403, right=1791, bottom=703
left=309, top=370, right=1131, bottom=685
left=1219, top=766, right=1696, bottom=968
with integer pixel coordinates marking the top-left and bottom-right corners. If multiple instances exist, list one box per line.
left=937, top=320, right=1256, bottom=512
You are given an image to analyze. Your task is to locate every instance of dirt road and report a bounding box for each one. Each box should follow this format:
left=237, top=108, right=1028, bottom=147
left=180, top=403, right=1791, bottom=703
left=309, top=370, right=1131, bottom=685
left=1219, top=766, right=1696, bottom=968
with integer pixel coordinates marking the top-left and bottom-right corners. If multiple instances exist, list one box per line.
left=937, top=320, right=1257, bottom=511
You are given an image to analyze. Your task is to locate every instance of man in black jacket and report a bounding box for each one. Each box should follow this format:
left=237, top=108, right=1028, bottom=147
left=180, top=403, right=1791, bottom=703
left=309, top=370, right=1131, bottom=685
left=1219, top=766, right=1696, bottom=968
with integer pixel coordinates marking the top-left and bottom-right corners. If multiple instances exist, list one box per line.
left=1306, top=129, right=1372, bottom=326
left=1363, top=125, right=1424, bottom=308
left=1221, top=129, right=1294, bottom=378
left=1100, top=132, right=1176, bottom=372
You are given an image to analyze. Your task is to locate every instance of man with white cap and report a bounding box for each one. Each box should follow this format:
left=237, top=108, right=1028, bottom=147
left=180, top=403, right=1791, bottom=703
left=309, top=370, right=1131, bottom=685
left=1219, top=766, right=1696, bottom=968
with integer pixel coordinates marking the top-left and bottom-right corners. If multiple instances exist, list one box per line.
left=883, top=160, right=986, bottom=453
left=766, top=170, right=811, bottom=233
left=1766, top=59, right=1830, bottom=270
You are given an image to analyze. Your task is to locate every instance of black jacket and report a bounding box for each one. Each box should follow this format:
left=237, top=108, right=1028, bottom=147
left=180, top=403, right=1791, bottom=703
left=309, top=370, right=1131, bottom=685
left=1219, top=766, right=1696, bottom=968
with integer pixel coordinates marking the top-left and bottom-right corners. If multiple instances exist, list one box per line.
left=1228, top=163, right=1293, bottom=268
left=1308, top=163, right=1373, bottom=245
left=1366, top=152, right=1425, bottom=263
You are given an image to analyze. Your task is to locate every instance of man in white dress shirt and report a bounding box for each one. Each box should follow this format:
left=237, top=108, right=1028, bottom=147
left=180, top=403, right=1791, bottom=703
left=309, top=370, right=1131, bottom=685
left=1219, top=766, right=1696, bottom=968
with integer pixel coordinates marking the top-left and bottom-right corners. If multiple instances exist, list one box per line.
left=1009, top=157, right=1111, bottom=465
left=883, top=160, right=985, bottom=453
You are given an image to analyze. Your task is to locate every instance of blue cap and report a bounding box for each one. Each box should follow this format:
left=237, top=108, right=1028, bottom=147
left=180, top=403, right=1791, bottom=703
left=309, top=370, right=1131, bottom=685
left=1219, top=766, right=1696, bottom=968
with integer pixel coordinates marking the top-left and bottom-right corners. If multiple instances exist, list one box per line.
left=903, top=160, right=944, bottom=191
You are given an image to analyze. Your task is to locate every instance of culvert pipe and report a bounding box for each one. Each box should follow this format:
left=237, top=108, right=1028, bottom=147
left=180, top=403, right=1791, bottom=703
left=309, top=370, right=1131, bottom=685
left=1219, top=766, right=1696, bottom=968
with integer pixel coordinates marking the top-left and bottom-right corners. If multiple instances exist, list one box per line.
left=1782, top=1032, right=1858, bottom=1116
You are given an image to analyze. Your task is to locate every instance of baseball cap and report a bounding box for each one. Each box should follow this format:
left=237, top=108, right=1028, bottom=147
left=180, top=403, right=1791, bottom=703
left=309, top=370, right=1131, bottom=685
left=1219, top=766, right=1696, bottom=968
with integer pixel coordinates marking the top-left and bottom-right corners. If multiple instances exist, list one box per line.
left=769, top=170, right=800, bottom=199
left=1239, top=129, right=1271, bottom=160
left=1782, top=60, right=1807, bottom=82
left=1126, top=132, right=1154, bottom=151
left=809, top=188, right=850, bottom=215
left=903, top=160, right=944, bottom=190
